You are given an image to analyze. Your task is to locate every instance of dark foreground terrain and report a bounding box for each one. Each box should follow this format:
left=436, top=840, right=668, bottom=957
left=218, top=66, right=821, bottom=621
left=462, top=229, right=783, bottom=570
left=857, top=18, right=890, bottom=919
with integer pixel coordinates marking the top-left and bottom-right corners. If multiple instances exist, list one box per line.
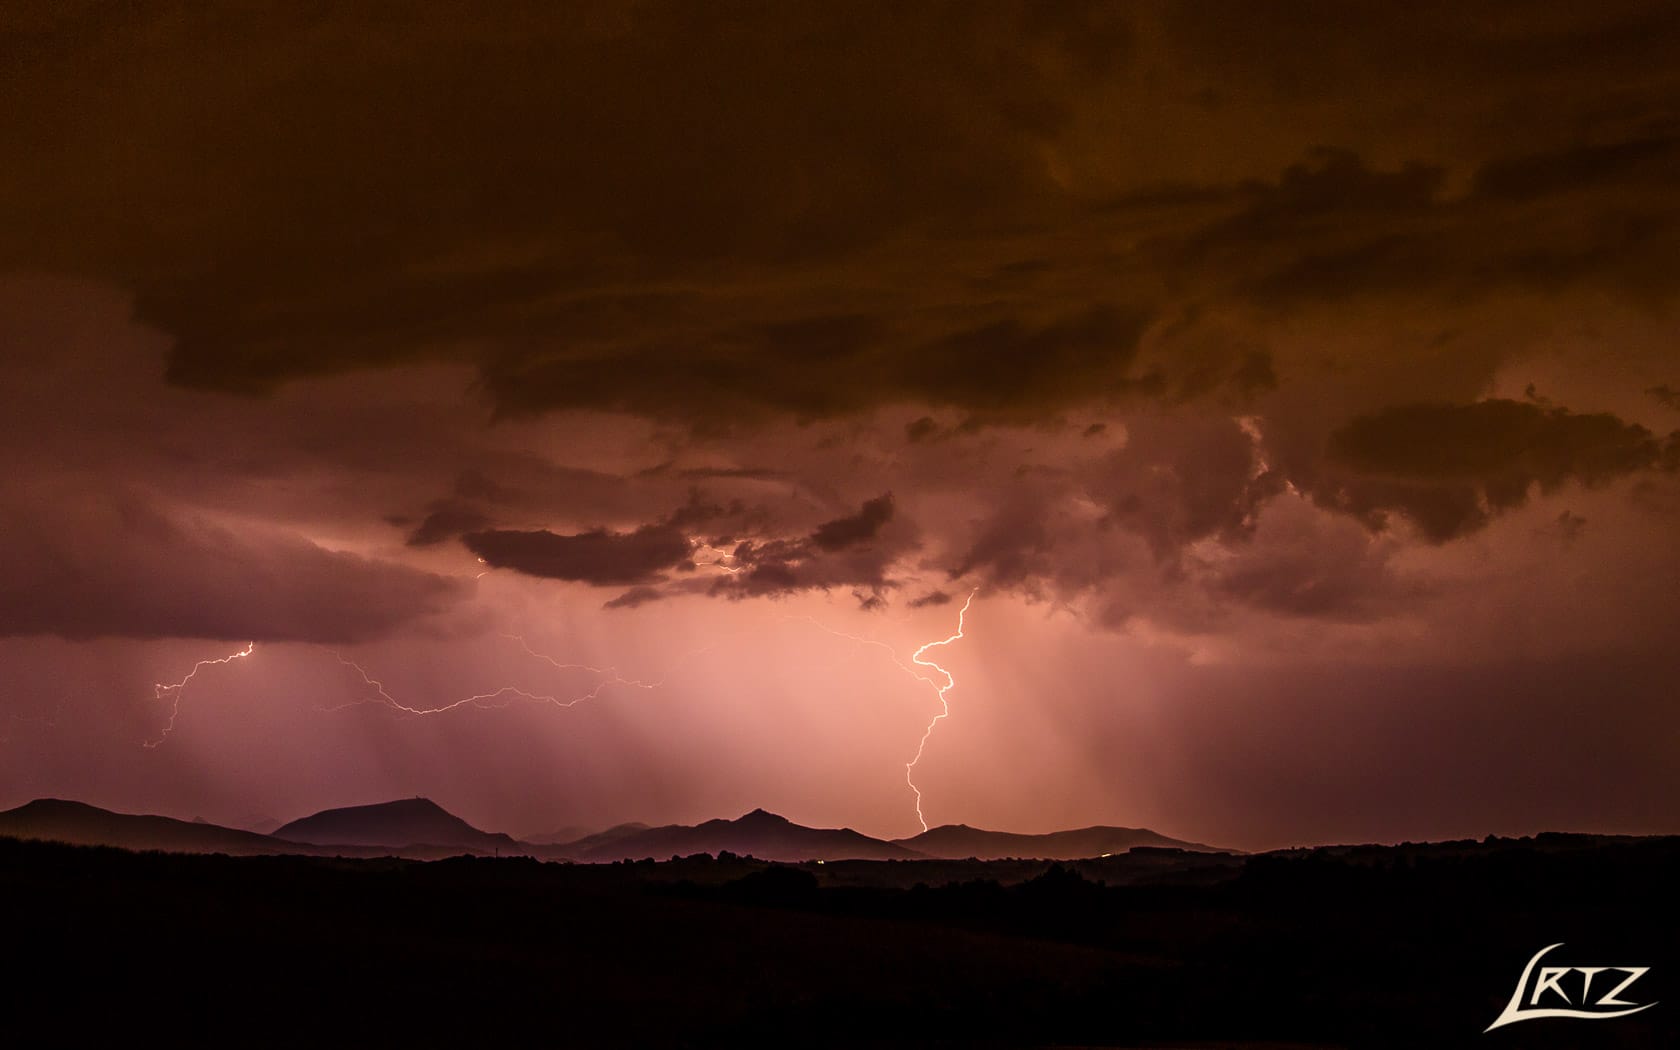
left=1, top=833, right=1674, bottom=1048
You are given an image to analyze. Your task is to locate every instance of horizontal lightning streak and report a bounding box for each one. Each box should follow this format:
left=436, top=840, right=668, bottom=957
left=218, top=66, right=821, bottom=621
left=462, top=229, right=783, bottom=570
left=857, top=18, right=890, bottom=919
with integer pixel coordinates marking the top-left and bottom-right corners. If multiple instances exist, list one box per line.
left=322, top=635, right=707, bottom=718
left=695, top=543, right=743, bottom=574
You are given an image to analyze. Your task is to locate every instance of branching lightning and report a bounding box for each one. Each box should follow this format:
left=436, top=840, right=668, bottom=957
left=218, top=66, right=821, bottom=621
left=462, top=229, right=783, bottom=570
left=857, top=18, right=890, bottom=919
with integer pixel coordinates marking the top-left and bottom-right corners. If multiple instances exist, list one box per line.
left=145, top=642, right=255, bottom=748
left=784, top=615, right=940, bottom=687
left=323, top=634, right=705, bottom=718
left=787, top=590, right=976, bottom=832
left=695, top=543, right=744, bottom=574
left=138, top=585, right=968, bottom=833
left=905, top=591, right=975, bottom=832
left=145, top=633, right=702, bottom=746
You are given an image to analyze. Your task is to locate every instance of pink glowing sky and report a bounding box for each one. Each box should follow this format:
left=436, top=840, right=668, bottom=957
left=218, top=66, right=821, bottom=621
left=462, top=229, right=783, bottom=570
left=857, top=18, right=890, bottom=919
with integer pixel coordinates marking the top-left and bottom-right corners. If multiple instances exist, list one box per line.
left=3, top=4, right=1679, bottom=850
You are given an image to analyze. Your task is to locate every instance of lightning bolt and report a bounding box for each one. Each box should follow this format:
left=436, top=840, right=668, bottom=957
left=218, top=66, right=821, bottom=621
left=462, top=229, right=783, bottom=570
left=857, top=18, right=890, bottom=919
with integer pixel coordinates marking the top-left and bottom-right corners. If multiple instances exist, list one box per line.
left=695, top=543, right=743, bottom=574
left=786, top=590, right=976, bottom=832
left=905, top=591, right=975, bottom=832
left=145, top=642, right=255, bottom=748
left=323, top=634, right=705, bottom=718
left=784, top=614, right=940, bottom=687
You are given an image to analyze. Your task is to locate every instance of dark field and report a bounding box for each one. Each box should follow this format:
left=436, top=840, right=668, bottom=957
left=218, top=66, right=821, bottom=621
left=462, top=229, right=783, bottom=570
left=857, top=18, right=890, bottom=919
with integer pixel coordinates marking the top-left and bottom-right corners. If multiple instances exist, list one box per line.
left=2, top=834, right=1674, bottom=1048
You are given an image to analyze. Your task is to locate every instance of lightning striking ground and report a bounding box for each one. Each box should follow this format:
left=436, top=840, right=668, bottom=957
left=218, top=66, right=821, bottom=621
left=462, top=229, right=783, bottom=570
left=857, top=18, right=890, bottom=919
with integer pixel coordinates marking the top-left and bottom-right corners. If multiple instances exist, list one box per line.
left=786, top=590, right=976, bottom=832
left=145, top=642, right=255, bottom=748
left=905, top=591, right=975, bottom=832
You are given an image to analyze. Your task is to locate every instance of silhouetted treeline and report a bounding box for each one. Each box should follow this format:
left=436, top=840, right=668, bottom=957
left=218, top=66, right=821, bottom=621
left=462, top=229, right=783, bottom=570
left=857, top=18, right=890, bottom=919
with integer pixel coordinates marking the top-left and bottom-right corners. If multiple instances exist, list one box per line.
left=2, top=834, right=1674, bottom=1048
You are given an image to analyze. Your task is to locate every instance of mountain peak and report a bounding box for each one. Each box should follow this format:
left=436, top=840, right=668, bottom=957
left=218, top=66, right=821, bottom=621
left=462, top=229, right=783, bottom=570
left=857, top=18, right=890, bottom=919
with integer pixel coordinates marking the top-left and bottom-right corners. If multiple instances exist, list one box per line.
left=273, top=797, right=515, bottom=851
left=556, top=808, right=921, bottom=862
left=17, top=797, right=104, bottom=815
left=327, top=797, right=449, bottom=816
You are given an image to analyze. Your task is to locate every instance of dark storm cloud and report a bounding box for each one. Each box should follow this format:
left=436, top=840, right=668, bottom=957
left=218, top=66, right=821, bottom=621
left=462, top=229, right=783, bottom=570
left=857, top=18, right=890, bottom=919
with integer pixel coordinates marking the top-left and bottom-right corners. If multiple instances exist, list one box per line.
left=1549, top=510, right=1589, bottom=545
left=1158, top=1, right=1680, bottom=135
left=1094, top=415, right=1282, bottom=560
left=0, top=1, right=1130, bottom=411
left=950, top=488, right=1059, bottom=589
left=1145, top=140, right=1680, bottom=309
left=388, top=476, right=793, bottom=597
left=602, top=586, right=666, bottom=611
left=0, top=497, right=464, bottom=643
left=1229, top=351, right=1277, bottom=396
left=902, top=305, right=1154, bottom=415
left=905, top=417, right=940, bottom=443
left=4, top=2, right=1679, bottom=636
left=481, top=302, right=1157, bottom=424
left=704, top=494, right=917, bottom=601
left=389, top=466, right=744, bottom=554
left=810, top=494, right=894, bottom=552
left=7, top=1, right=1680, bottom=428
left=1321, top=399, right=1674, bottom=540
left=404, top=503, right=493, bottom=548
left=1470, top=136, right=1680, bottom=202
left=664, top=466, right=789, bottom=482
left=1210, top=510, right=1416, bottom=622
left=463, top=524, right=693, bottom=586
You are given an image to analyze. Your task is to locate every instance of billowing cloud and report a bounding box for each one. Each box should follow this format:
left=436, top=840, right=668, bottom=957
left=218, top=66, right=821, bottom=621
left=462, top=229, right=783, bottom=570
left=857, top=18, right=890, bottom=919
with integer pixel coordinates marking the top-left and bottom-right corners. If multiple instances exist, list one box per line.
left=464, top=524, right=692, bottom=586
left=8, top=3, right=1676, bottom=428
left=0, top=495, right=464, bottom=642
left=602, top=586, right=665, bottom=611
left=1321, top=399, right=1674, bottom=540
left=810, top=494, right=895, bottom=552
left=707, top=494, right=917, bottom=601
left=403, top=503, right=493, bottom=548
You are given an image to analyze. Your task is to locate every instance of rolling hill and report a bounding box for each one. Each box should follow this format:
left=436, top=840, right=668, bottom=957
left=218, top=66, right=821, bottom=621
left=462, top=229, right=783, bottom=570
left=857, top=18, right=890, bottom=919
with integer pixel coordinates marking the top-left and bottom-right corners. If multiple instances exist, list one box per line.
left=894, top=823, right=1228, bottom=860
left=272, top=798, right=524, bottom=853
left=0, top=798, right=336, bottom=857
left=554, top=809, right=923, bottom=862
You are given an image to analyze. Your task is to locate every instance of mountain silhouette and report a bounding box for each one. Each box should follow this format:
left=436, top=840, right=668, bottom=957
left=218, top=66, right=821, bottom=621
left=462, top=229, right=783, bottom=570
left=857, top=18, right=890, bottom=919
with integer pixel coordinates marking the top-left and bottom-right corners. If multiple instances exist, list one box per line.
left=272, top=798, right=522, bottom=853
left=2, top=797, right=1221, bottom=864
left=521, top=823, right=604, bottom=846
left=556, top=809, right=922, bottom=862
left=0, top=798, right=344, bottom=857
left=541, top=820, right=649, bottom=849
left=894, top=823, right=1226, bottom=860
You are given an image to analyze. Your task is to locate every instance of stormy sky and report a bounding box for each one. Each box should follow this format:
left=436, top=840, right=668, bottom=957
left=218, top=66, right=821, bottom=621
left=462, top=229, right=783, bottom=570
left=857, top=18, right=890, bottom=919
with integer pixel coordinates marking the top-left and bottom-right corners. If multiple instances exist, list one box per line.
left=3, top=2, right=1678, bottom=849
